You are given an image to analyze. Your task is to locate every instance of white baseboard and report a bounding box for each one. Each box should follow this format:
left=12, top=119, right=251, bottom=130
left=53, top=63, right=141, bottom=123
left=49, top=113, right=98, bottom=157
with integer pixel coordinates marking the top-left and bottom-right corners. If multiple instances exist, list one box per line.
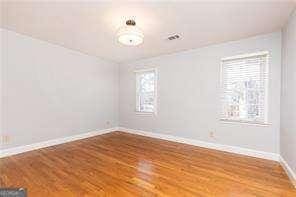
left=0, top=127, right=118, bottom=158
left=118, top=127, right=280, bottom=161
left=2, top=126, right=294, bottom=187
left=280, top=156, right=296, bottom=188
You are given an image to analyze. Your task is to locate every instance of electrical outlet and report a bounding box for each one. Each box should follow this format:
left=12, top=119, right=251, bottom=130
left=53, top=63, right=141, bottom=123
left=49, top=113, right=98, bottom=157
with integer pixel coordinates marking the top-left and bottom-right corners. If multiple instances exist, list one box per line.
left=209, top=131, right=215, bottom=138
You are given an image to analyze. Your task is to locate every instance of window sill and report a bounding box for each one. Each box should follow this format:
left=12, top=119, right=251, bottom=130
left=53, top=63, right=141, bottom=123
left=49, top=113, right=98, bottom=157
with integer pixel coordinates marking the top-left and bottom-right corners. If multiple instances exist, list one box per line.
left=135, top=111, right=156, bottom=116
left=220, top=119, right=271, bottom=127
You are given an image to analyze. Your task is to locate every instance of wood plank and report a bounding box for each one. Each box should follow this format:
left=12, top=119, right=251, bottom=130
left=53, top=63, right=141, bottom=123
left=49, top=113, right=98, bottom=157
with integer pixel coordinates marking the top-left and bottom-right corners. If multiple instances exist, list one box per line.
left=0, top=131, right=295, bottom=196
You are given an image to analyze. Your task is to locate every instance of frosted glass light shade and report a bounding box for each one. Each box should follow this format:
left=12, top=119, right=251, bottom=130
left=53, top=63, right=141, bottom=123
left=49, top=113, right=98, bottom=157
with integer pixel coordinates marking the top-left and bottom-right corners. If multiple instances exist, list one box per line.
left=117, top=25, right=144, bottom=46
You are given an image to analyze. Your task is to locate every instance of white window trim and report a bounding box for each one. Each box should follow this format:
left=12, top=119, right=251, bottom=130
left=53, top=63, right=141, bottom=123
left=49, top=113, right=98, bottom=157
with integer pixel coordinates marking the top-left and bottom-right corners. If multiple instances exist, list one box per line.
left=219, top=51, right=270, bottom=126
left=221, top=51, right=269, bottom=61
left=220, top=119, right=271, bottom=127
left=134, top=68, right=158, bottom=115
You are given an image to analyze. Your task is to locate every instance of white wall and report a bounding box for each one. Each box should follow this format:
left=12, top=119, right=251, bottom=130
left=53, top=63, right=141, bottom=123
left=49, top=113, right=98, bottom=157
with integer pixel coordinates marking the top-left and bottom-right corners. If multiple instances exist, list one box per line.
left=281, top=10, right=296, bottom=175
left=0, top=29, right=118, bottom=149
left=0, top=28, right=284, bottom=156
left=0, top=29, right=3, bottom=144
left=119, top=32, right=282, bottom=154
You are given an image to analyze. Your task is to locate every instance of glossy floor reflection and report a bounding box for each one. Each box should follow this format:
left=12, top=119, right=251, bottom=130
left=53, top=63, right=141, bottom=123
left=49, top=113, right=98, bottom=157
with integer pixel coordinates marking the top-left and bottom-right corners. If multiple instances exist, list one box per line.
left=0, top=131, right=295, bottom=196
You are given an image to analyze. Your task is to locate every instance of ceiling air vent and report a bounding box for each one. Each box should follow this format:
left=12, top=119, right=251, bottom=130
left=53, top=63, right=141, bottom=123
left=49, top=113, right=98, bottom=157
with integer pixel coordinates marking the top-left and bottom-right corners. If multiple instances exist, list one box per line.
left=167, top=34, right=180, bottom=41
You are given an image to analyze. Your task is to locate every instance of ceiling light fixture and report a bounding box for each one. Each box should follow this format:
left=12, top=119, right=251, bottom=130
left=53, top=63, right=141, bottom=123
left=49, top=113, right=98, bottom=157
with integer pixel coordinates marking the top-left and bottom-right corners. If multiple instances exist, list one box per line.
left=117, top=20, right=144, bottom=46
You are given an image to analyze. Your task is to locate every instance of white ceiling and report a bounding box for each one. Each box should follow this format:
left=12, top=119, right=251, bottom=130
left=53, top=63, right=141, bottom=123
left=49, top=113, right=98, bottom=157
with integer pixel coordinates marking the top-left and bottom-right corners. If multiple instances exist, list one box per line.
left=1, top=1, right=295, bottom=63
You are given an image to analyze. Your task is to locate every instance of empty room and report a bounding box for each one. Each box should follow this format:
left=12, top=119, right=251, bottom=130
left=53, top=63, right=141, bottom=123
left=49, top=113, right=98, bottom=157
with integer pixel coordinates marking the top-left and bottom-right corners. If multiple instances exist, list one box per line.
left=0, top=1, right=296, bottom=196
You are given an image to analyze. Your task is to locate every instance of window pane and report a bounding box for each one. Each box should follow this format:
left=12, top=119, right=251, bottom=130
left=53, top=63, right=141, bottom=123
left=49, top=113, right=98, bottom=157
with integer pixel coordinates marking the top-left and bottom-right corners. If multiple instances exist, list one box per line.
left=136, top=70, right=156, bottom=113
left=140, top=92, right=154, bottom=112
left=221, top=53, right=268, bottom=124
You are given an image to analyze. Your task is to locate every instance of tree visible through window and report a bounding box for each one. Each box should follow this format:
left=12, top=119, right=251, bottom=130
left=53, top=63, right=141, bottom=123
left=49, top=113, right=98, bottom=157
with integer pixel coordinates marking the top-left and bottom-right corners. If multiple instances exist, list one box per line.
left=136, top=69, right=156, bottom=113
left=221, top=52, right=269, bottom=124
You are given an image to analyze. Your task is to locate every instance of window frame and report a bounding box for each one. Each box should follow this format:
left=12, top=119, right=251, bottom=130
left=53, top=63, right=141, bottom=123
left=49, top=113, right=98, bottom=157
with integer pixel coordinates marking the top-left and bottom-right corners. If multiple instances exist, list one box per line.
left=134, top=68, right=158, bottom=115
left=219, top=51, right=270, bottom=126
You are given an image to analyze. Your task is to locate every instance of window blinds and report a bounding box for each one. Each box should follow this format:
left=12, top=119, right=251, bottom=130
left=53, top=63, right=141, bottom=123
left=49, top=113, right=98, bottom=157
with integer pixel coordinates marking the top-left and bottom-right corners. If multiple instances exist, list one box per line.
left=135, top=69, right=157, bottom=113
left=220, top=52, right=269, bottom=124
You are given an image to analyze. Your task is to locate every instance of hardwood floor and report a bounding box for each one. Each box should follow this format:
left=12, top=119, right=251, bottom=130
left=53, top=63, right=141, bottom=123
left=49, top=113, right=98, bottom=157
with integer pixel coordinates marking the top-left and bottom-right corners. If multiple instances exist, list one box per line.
left=0, top=131, right=295, bottom=196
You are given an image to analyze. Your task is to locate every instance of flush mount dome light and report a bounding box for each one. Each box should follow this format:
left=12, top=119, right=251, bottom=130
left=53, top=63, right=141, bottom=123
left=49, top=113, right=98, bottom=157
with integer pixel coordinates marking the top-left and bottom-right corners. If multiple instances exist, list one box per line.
left=117, top=20, right=144, bottom=46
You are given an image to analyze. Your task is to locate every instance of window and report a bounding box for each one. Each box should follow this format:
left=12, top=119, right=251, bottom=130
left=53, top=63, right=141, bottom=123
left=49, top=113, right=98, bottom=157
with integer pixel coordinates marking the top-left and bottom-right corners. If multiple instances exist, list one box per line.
left=220, top=51, right=269, bottom=124
left=135, top=68, right=157, bottom=113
